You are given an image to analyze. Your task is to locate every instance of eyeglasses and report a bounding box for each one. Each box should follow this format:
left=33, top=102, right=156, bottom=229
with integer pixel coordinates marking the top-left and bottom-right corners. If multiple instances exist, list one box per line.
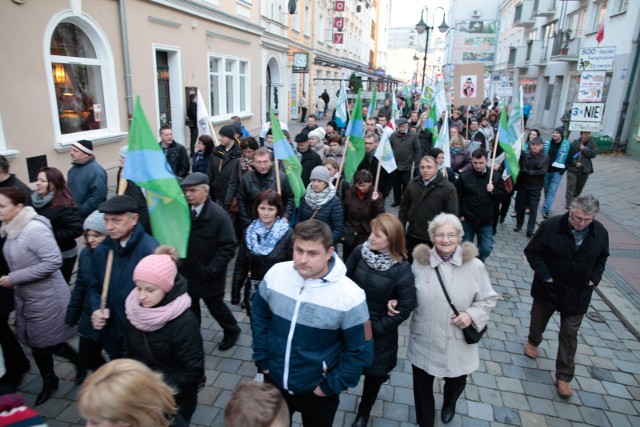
left=433, top=233, right=459, bottom=240
left=570, top=211, right=594, bottom=224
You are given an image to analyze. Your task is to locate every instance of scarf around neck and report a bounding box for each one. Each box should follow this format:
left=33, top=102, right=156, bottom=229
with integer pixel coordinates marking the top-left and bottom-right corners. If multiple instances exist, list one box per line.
left=361, top=240, right=397, bottom=271
left=30, top=191, right=54, bottom=209
left=451, top=146, right=463, bottom=155
left=246, top=217, right=290, bottom=256
left=125, top=288, right=192, bottom=332
left=305, top=183, right=336, bottom=210
left=544, top=138, right=570, bottom=169
left=1, top=206, right=38, bottom=239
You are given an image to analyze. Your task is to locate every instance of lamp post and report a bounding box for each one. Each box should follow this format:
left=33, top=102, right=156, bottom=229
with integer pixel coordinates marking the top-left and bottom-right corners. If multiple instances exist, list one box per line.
left=415, top=6, right=449, bottom=93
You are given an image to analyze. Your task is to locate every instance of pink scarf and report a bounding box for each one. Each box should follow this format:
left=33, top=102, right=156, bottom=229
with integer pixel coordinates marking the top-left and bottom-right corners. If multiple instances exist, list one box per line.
left=125, top=289, right=192, bottom=332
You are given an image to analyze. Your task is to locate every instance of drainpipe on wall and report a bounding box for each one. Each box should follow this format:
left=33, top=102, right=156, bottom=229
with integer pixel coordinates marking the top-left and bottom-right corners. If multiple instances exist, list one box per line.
left=614, top=26, right=640, bottom=152
left=119, top=0, right=134, bottom=122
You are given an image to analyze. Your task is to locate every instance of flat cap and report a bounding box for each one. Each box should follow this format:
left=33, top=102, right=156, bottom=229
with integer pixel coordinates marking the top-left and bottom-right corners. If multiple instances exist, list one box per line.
left=180, top=172, right=209, bottom=187
left=396, top=117, right=408, bottom=125
left=99, top=195, right=138, bottom=214
left=530, top=137, right=544, bottom=145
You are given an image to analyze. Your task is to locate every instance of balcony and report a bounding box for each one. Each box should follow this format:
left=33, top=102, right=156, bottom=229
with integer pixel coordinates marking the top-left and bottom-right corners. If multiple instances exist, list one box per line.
left=514, top=2, right=535, bottom=27
left=550, top=32, right=581, bottom=61
left=532, top=0, right=556, bottom=17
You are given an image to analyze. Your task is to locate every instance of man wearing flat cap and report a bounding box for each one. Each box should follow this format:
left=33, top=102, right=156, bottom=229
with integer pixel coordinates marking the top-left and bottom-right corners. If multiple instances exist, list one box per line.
left=207, top=124, right=242, bottom=209
left=88, top=195, right=159, bottom=359
left=179, top=173, right=241, bottom=351
left=389, top=117, right=421, bottom=207
left=68, top=139, right=108, bottom=220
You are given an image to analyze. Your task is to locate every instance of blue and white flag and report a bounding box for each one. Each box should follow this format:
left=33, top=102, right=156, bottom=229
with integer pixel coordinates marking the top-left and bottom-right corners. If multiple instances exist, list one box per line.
left=374, top=132, right=397, bottom=173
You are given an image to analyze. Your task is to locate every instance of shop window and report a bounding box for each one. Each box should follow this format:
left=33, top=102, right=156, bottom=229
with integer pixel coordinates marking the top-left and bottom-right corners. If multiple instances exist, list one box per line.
left=46, top=14, right=121, bottom=147
left=208, top=55, right=250, bottom=118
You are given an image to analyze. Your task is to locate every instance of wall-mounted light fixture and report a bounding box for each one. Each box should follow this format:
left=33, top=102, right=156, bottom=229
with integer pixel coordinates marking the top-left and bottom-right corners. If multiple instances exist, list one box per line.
left=53, top=63, right=66, bottom=84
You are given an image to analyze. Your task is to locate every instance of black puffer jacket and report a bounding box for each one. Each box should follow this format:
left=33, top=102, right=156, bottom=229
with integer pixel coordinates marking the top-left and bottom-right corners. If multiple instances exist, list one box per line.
left=524, top=212, right=609, bottom=315
left=231, top=226, right=293, bottom=303
left=457, top=167, right=506, bottom=228
left=237, top=168, right=294, bottom=228
left=345, top=246, right=416, bottom=375
left=207, top=144, right=242, bottom=206
left=162, top=141, right=190, bottom=178
left=33, top=201, right=83, bottom=253
left=126, top=275, right=204, bottom=420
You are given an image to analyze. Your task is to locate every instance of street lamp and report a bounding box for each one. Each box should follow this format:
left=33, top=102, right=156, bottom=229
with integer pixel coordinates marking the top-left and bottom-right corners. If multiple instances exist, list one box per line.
left=415, top=6, right=448, bottom=93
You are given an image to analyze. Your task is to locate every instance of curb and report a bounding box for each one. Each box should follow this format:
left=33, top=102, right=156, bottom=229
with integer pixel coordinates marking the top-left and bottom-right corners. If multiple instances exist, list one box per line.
left=595, top=279, right=640, bottom=339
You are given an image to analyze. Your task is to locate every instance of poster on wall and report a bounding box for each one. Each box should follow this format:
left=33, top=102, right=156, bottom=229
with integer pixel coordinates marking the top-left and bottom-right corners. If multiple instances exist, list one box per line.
left=453, top=63, right=485, bottom=105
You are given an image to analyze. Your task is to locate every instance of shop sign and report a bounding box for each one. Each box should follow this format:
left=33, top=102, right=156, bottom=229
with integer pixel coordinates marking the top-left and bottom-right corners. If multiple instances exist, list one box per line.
left=578, top=47, right=615, bottom=71
left=333, top=33, right=344, bottom=44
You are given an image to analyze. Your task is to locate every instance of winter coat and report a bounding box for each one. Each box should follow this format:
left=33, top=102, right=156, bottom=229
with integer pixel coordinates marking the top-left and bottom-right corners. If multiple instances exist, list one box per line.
left=66, top=246, right=100, bottom=340
left=399, top=173, right=458, bottom=243
left=161, top=140, right=190, bottom=178
left=567, top=137, right=597, bottom=175
left=3, top=208, right=75, bottom=348
left=358, top=153, right=392, bottom=198
left=0, top=174, right=32, bottom=202
left=408, top=243, right=498, bottom=378
left=33, top=200, right=83, bottom=253
left=342, top=188, right=385, bottom=247
left=325, top=147, right=344, bottom=165
left=126, top=276, right=204, bottom=419
left=231, top=226, right=293, bottom=300
left=299, top=150, right=323, bottom=187
left=88, top=223, right=159, bottom=356
left=516, top=151, right=549, bottom=191
left=450, top=149, right=471, bottom=173
left=389, top=131, right=421, bottom=171
left=179, top=199, right=237, bottom=298
left=191, top=151, right=211, bottom=174
left=236, top=168, right=294, bottom=228
left=251, top=254, right=373, bottom=395
left=457, top=167, right=507, bottom=228
left=417, top=128, right=434, bottom=157
left=345, top=247, right=415, bottom=375
left=68, top=156, right=108, bottom=219
left=297, top=194, right=344, bottom=245
left=207, top=144, right=242, bottom=206
left=524, top=212, right=609, bottom=315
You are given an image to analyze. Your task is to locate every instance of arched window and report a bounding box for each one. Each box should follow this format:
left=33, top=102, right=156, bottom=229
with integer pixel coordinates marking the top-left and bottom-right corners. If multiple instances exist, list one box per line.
left=46, top=13, right=122, bottom=147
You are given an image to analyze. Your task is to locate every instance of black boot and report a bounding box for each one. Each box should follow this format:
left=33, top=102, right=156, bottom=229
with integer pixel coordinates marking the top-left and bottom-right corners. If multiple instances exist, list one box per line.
left=351, top=413, right=369, bottom=427
left=35, top=374, right=59, bottom=405
left=441, top=375, right=466, bottom=424
left=55, top=342, right=86, bottom=384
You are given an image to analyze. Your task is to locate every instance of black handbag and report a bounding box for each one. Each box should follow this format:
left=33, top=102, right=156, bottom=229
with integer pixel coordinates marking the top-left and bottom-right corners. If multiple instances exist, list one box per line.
left=340, top=226, right=358, bottom=246
left=434, top=266, right=487, bottom=344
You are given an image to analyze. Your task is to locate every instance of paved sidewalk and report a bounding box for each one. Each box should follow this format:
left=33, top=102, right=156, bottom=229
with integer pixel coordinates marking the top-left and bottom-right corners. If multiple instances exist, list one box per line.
left=18, top=126, right=640, bottom=426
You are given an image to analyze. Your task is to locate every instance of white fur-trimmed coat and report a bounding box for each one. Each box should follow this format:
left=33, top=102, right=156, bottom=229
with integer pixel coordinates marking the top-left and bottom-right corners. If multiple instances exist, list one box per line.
left=407, top=242, right=498, bottom=378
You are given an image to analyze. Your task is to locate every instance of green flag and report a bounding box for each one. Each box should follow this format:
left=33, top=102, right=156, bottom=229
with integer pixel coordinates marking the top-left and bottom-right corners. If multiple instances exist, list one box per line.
left=271, top=109, right=305, bottom=207
left=368, top=85, right=377, bottom=120
left=123, top=97, right=190, bottom=257
left=497, top=99, right=521, bottom=183
left=343, top=89, right=366, bottom=182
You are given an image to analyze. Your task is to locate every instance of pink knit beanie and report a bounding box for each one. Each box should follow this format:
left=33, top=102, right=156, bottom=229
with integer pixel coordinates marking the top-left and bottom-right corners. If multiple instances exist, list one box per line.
left=133, top=253, right=177, bottom=293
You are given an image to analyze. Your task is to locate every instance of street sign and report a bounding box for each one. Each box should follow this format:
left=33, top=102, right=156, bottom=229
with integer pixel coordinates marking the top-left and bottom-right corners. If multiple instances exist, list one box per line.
left=569, top=122, right=600, bottom=132
left=578, top=47, right=615, bottom=71
left=334, top=0, right=345, bottom=12
left=579, top=71, right=606, bottom=87
left=571, top=102, right=604, bottom=122
left=333, top=33, right=344, bottom=44
left=334, top=17, right=344, bottom=29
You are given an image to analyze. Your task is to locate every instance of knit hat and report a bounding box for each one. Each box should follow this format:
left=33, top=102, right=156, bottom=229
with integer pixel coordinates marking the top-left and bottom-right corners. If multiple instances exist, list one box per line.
left=133, top=252, right=177, bottom=293
left=119, top=145, right=129, bottom=158
left=72, top=140, right=93, bottom=155
left=554, top=126, right=565, bottom=134
left=308, top=127, right=326, bottom=141
left=294, top=133, right=309, bottom=143
left=530, top=137, right=543, bottom=145
left=83, top=210, right=106, bottom=234
left=310, top=166, right=331, bottom=185
left=450, top=125, right=461, bottom=133
left=219, top=125, right=236, bottom=140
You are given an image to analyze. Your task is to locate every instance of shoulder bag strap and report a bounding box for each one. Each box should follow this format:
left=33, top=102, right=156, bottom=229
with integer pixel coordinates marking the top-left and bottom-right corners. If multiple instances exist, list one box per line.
left=310, top=209, right=319, bottom=220
left=434, top=266, right=460, bottom=316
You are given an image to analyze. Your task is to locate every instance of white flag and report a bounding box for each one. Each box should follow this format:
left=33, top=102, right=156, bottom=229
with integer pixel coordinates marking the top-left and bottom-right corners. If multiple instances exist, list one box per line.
left=374, top=133, right=397, bottom=173
left=196, top=90, right=214, bottom=143
left=335, top=82, right=348, bottom=128
left=434, top=111, right=451, bottom=168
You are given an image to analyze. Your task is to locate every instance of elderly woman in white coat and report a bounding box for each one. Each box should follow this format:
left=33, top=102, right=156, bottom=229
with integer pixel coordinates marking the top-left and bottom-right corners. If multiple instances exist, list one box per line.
left=391, top=213, right=497, bottom=426
left=0, top=187, right=80, bottom=406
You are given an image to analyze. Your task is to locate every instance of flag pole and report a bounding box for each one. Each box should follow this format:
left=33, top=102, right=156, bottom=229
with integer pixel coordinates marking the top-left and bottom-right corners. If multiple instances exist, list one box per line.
left=335, top=136, right=350, bottom=190
left=373, top=160, right=382, bottom=194
left=275, top=157, right=282, bottom=195
left=490, top=102, right=506, bottom=178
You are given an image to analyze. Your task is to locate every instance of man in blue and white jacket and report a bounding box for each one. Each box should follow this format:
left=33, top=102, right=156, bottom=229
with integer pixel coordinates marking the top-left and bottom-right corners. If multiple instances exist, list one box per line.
left=251, top=219, right=373, bottom=427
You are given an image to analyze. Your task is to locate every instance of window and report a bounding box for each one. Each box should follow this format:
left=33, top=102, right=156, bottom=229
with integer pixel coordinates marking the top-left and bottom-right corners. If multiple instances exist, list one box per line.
left=208, top=55, right=250, bottom=117
left=318, top=14, right=325, bottom=43
left=293, top=9, right=300, bottom=31
left=567, top=8, right=586, bottom=37
left=542, top=21, right=557, bottom=48
left=591, top=0, right=607, bottom=31
left=611, top=0, right=628, bottom=14
left=304, top=4, right=310, bottom=36
left=47, top=17, right=121, bottom=145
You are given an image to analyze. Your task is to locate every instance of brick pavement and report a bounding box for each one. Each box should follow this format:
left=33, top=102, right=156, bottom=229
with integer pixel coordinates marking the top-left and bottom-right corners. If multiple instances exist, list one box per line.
left=17, top=123, right=640, bottom=426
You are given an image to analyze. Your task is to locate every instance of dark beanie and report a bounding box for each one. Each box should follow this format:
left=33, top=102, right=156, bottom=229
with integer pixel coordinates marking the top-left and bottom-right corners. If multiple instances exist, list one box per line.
left=554, top=126, right=565, bottom=134
left=294, top=133, right=308, bottom=143
left=219, top=125, right=236, bottom=140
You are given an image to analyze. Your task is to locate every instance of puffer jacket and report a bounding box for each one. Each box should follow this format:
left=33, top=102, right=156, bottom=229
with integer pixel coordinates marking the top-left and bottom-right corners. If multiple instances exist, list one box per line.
left=162, top=140, right=190, bottom=178
left=297, top=194, right=344, bottom=245
left=346, top=247, right=415, bottom=375
left=32, top=199, right=83, bottom=253
left=66, top=246, right=100, bottom=340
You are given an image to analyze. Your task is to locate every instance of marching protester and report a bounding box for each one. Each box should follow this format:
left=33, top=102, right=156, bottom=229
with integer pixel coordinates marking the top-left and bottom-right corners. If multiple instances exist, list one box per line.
left=191, top=135, right=214, bottom=174
left=514, top=137, right=549, bottom=237
left=67, top=140, right=108, bottom=220
left=207, top=125, right=242, bottom=208
left=158, top=125, right=190, bottom=179
left=542, top=127, right=571, bottom=218
left=308, top=127, right=329, bottom=161
left=358, top=132, right=392, bottom=199
left=297, top=166, right=344, bottom=246
left=390, top=118, right=421, bottom=207
left=449, top=135, right=472, bottom=174
left=565, top=131, right=597, bottom=209
left=322, top=157, right=349, bottom=199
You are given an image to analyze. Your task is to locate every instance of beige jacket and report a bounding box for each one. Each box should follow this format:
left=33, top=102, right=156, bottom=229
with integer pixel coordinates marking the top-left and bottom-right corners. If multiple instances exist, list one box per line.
left=407, top=242, right=498, bottom=378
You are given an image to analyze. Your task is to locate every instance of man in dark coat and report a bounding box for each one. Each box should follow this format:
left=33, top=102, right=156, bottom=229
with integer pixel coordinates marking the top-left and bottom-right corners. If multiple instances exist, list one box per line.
left=236, top=149, right=294, bottom=228
left=523, top=194, right=609, bottom=398
left=68, top=140, right=108, bottom=220
left=187, top=94, right=198, bottom=155
left=159, top=125, right=190, bottom=178
left=89, top=195, right=159, bottom=358
left=565, top=131, right=597, bottom=209
left=300, top=115, right=319, bottom=137
left=179, top=172, right=240, bottom=351
left=358, top=132, right=391, bottom=198
left=295, top=133, right=322, bottom=187
left=399, top=156, right=458, bottom=261
left=457, top=148, right=506, bottom=262
left=377, top=98, right=393, bottom=121
left=514, top=137, right=549, bottom=237
left=207, top=124, right=242, bottom=208
left=389, top=118, right=421, bottom=207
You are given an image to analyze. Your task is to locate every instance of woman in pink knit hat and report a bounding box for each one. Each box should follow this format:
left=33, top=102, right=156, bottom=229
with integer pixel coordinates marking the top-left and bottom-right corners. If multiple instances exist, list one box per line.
left=125, top=246, right=204, bottom=424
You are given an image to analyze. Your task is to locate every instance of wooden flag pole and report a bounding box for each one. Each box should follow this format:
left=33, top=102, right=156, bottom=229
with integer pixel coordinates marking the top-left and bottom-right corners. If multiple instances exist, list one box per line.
left=335, top=136, right=351, bottom=191
left=373, top=160, right=382, bottom=194
left=466, top=112, right=470, bottom=140
left=490, top=115, right=502, bottom=178
left=275, top=157, right=282, bottom=195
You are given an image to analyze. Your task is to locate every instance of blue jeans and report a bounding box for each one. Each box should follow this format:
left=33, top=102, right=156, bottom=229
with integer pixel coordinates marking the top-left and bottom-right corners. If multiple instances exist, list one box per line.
left=543, top=171, right=563, bottom=214
left=462, top=222, right=493, bottom=262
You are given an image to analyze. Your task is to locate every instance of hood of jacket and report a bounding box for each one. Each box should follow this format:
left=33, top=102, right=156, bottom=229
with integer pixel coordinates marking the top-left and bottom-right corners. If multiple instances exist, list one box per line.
left=302, top=252, right=348, bottom=289
left=412, top=241, right=478, bottom=267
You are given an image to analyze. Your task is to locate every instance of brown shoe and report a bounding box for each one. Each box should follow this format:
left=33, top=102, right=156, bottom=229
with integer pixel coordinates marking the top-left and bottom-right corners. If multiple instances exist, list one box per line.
left=556, top=380, right=573, bottom=397
left=524, top=341, right=538, bottom=359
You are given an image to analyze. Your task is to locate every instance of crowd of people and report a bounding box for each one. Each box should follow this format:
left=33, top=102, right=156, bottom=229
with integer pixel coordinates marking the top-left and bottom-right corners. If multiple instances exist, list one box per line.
left=0, top=87, right=609, bottom=427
